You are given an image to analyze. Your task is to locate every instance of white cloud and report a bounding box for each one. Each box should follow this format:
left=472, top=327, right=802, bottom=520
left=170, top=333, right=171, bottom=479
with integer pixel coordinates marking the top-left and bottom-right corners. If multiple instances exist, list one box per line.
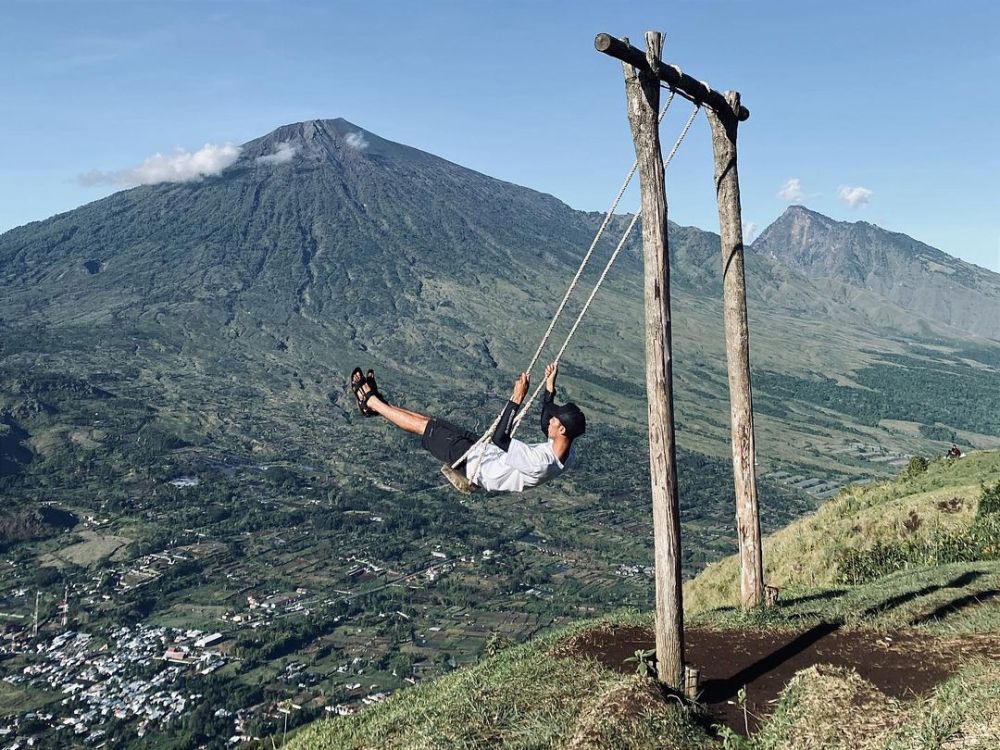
left=256, top=142, right=298, bottom=165
left=79, top=143, right=242, bottom=187
left=838, top=185, right=873, bottom=208
left=777, top=178, right=802, bottom=202
left=743, top=221, right=759, bottom=242
left=345, top=131, right=369, bottom=150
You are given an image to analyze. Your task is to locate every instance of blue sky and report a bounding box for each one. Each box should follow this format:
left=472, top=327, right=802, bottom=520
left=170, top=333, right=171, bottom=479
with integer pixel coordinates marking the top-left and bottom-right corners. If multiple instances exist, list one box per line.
left=2, top=0, right=998, bottom=271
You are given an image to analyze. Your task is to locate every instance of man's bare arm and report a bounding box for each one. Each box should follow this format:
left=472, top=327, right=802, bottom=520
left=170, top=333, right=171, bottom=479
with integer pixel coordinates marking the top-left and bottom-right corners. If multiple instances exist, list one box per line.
left=511, top=372, right=529, bottom=404
left=544, top=362, right=558, bottom=394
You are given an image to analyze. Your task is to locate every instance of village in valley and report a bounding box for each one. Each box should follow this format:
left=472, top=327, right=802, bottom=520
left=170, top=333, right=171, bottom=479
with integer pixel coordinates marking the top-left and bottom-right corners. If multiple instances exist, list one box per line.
left=0, top=449, right=655, bottom=747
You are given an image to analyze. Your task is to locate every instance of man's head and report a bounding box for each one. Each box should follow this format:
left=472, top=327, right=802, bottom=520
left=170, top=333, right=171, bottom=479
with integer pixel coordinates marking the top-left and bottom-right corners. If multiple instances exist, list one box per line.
left=547, top=403, right=586, bottom=441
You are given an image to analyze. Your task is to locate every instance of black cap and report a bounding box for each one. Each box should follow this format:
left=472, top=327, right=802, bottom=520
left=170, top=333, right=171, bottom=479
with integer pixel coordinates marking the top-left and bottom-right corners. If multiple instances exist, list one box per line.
left=553, top=402, right=586, bottom=439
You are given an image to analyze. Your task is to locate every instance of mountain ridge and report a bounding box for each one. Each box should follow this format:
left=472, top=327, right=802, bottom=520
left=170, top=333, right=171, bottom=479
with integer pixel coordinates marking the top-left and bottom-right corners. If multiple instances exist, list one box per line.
left=752, top=204, right=1000, bottom=342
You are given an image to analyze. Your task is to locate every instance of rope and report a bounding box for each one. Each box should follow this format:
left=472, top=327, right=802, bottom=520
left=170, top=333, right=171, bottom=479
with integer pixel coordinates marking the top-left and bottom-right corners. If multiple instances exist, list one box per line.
left=449, top=92, right=677, bottom=476
left=510, top=102, right=701, bottom=435
left=518, top=89, right=676, bottom=379
left=455, top=99, right=701, bottom=480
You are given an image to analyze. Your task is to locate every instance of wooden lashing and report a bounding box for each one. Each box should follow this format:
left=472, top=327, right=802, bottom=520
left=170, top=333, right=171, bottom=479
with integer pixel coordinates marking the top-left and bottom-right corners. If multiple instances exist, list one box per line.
left=765, top=585, right=780, bottom=608
left=684, top=665, right=701, bottom=700
left=440, top=463, right=479, bottom=495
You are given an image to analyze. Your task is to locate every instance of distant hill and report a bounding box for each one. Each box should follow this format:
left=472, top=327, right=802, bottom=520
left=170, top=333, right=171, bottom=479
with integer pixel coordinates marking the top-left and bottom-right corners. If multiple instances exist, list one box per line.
left=752, top=205, right=1000, bottom=342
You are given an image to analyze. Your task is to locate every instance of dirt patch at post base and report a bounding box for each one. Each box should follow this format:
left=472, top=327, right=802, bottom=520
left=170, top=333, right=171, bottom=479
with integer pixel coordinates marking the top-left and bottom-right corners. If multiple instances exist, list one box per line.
left=557, top=625, right=1000, bottom=735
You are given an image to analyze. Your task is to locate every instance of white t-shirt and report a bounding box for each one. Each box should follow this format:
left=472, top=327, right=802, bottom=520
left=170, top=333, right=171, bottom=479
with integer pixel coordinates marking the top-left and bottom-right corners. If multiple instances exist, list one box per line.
left=465, top=438, right=576, bottom=493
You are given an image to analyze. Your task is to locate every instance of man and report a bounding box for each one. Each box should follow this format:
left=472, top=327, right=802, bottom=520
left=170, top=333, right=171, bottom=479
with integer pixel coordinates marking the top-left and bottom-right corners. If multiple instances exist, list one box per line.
left=350, top=362, right=585, bottom=492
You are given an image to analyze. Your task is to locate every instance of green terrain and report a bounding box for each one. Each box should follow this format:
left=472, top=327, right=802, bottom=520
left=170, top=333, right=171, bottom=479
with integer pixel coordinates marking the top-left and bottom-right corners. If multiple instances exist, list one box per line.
left=1, top=119, right=999, bottom=747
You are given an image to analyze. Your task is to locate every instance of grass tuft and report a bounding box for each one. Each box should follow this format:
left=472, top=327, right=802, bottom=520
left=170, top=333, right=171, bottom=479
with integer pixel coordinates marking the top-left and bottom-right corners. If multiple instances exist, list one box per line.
left=752, top=665, right=904, bottom=750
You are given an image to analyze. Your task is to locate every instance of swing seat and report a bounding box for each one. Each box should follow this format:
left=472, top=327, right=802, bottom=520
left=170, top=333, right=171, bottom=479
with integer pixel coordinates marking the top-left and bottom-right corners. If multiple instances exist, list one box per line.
left=441, top=463, right=480, bottom=495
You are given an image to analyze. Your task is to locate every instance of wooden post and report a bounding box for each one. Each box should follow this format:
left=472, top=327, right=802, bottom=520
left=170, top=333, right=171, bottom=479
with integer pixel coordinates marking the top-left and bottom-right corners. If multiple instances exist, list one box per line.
left=684, top=665, right=701, bottom=700
left=596, top=28, right=764, bottom=613
left=622, top=31, right=684, bottom=690
left=705, top=94, right=764, bottom=610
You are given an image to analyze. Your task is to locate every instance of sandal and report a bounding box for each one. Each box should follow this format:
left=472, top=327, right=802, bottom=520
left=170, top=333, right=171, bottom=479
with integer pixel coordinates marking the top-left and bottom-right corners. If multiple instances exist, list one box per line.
left=350, top=367, right=376, bottom=417
left=366, top=369, right=388, bottom=406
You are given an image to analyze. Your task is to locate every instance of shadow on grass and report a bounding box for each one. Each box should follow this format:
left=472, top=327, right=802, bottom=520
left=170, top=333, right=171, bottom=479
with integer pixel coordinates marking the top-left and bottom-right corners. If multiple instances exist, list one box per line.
left=910, top=589, right=1000, bottom=625
left=779, top=588, right=847, bottom=609
left=862, top=570, right=985, bottom=617
left=698, top=622, right=840, bottom=704
left=704, top=606, right=737, bottom=615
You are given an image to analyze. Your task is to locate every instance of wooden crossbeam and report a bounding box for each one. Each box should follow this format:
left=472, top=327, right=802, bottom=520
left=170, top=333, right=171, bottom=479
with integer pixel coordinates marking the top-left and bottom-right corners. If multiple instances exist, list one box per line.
left=595, top=33, right=750, bottom=122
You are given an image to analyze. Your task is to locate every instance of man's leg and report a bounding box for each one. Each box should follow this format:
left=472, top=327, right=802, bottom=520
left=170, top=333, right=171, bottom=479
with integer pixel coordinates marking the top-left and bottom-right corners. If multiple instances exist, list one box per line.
left=355, top=375, right=477, bottom=466
left=365, top=393, right=430, bottom=436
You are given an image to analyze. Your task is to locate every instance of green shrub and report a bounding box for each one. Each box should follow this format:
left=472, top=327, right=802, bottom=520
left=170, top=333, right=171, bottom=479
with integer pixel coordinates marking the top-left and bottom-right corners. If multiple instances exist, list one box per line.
left=977, top=480, right=1000, bottom=518
left=904, top=455, right=929, bottom=479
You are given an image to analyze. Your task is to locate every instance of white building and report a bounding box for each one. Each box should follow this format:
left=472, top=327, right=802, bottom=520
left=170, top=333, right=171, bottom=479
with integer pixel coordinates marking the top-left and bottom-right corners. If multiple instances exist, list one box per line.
left=194, top=633, right=224, bottom=649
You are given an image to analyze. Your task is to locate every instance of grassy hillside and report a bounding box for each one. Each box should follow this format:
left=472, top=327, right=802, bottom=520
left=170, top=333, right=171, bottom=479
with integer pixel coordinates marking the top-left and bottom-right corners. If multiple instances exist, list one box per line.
left=685, top=450, right=1000, bottom=613
left=286, top=452, right=1000, bottom=749
left=284, top=613, right=714, bottom=750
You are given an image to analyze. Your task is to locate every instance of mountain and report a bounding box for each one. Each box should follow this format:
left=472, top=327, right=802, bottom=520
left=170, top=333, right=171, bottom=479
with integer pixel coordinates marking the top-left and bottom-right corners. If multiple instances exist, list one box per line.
left=2, top=119, right=1000, bottom=480
left=0, top=118, right=629, bottom=365
left=752, top=205, right=1000, bottom=342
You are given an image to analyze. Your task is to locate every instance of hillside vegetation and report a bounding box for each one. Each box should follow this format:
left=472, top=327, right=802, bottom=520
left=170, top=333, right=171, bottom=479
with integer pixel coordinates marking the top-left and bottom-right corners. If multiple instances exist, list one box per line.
left=685, top=450, right=1000, bottom=613
left=287, top=451, right=1000, bottom=749
left=3, top=119, right=1000, bottom=492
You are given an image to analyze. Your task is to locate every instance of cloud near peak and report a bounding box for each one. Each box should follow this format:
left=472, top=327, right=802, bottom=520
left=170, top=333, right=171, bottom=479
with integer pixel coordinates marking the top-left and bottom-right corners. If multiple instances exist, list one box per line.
left=345, top=131, right=369, bottom=150
left=256, top=142, right=298, bottom=165
left=79, top=142, right=242, bottom=187
left=777, top=178, right=802, bottom=202
left=838, top=185, right=873, bottom=208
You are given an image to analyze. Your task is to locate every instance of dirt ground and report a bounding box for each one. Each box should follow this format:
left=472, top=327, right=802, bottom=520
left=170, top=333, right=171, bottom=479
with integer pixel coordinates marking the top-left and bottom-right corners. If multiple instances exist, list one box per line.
left=560, top=624, right=1000, bottom=735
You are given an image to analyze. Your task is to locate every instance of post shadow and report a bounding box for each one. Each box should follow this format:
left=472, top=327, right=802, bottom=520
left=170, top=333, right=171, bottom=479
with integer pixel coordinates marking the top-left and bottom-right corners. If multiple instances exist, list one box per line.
left=862, top=570, right=984, bottom=618
left=697, top=622, right=841, bottom=703
left=910, top=588, right=1000, bottom=625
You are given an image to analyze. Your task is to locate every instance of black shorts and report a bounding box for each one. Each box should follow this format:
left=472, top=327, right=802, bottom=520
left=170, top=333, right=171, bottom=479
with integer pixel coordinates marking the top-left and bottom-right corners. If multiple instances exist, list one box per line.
left=421, top=419, right=478, bottom=465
